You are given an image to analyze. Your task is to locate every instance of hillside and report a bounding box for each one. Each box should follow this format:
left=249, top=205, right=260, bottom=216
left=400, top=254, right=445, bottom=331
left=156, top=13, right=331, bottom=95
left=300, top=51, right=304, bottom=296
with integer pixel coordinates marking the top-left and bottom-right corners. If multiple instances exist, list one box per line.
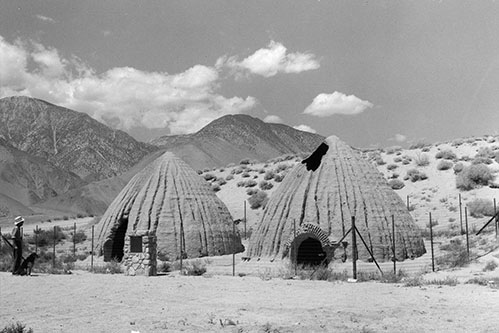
left=0, top=96, right=155, bottom=182
left=150, top=114, right=324, bottom=170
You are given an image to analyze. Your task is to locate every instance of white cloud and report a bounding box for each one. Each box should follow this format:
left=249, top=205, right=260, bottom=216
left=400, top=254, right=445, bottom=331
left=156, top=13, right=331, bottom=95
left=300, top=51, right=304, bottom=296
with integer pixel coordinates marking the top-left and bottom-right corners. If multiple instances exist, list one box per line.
left=293, top=124, right=317, bottom=133
left=263, top=115, right=283, bottom=124
left=35, top=15, right=56, bottom=24
left=303, top=91, right=373, bottom=117
left=219, top=40, right=319, bottom=78
left=393, top=134, right=407, bottom=142
left=0, top=36, right=257, bottom=134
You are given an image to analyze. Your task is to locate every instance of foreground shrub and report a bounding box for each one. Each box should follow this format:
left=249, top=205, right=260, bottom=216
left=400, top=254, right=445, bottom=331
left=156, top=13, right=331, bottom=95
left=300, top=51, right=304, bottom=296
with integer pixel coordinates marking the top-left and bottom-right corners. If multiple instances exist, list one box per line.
left=436, top=160, right=453, bottom=171
left=274, top=174, right=284, bottom=182
left=386, top=164, right=398, bottom=171
left=437, top=239, right=471, bottom=268
left=225, top=174, right=234, bottom=181
left=263, top=170, right=275, bottom=180
left=456, top=164, right=494, bottom=190
left=0, top=322, right=33, bottom=333
left=435, top=149, right=457, bottom=160
left=184, top=259, right=207, bottom=276
left=426, top=276, right=458, bottom=286
left=483, top=260, right=498, bottom=272
left=203, top=173, right=216, bottom=181
left=404, top=169, right=428, bottom=182
left=71, top=230, right=87, bottom=244
left=27, top=226, right=66, bottom=247
left=453, top=162, right=464, bottom=174
left=414, top=153, right=430, bottom=166
left=467, top=198, right=495, bottom=218
left=248, top=190, right=269, bottom=209
left=93, top=260, right=122, bottom=274
left=388, top=179, right=405, bottom=190
left=259, top=180, right=273, bottom=190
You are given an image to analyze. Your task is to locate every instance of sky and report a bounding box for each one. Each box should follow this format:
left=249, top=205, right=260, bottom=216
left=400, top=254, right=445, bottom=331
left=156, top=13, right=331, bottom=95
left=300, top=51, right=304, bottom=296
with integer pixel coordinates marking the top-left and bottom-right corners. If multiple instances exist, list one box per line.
left=2, top=1, right=499, bottom=148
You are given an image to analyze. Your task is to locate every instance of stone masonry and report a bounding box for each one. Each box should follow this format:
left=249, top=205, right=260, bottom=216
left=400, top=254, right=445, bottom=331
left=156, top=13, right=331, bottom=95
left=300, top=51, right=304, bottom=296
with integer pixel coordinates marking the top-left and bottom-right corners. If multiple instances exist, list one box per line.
left=123, top=231, right=157, bottom=276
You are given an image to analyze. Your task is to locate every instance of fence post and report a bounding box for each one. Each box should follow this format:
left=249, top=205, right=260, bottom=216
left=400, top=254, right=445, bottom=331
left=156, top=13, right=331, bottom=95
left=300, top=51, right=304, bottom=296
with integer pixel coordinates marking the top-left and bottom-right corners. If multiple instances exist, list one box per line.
left=179, top=222, right=183, bottom=275
left=35, top=225, right=38, bottom=254
left=0, top=227, right=2, bottom=252
left=351, top=216, right=357, bottom=280
left=494, top=198, right=497, bottom=240
left=429, top=212, right=435, bottom=272
left=244, top=200, right=247, bottom=239
left=232, top=220, right=235, bottom=277
left=53, top=226, right=56, bottom=269
left=91, top=225, right=94, bottom=273
left=465, top=207, right=470, bottom=260
left=392, top=215, right=396, bottom=275
left=73, top=222, right=76, bottom=257
left=459, top=193, right=464, bottom=234
left=407, top=195, right=410, bottom=211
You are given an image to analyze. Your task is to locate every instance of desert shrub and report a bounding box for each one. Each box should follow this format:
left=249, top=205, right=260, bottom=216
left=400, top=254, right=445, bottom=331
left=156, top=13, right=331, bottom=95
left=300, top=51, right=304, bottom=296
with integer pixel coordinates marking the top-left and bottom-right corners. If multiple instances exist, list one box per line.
left=263, top=171, right=275, bottom=180
left=426, top=276, right=458, bottom=286
left=436, top=239, right=471, bottom=268
left=388, top=179, right=405, bottom=190
left=211, top=183, right=221, bottom=192
left=246, top=188, right=258, bottom=196
left=435, top=149, right=457, bottom=160
left=436, top=160, right=453, bottom=171
left=375, top=157, right=386, bottom=165
left=258, top=168, right=265, bottom=174
left=239, top=158, right=250, bottom=165
left=452, top=139, right=464, bottom=147
left=203, top=173, right=216, bottom=181
left=402, top=159, right=411, bottom=165
left=389, top=173, right=399, bottom=179
left=385, top=146, right=401, bottom=155
left=483, top=260, right=498, bottom=272
left=414, top=153, right=430, bottom=166
left=248, top=190, right=269, bottom=209
left=216, top=177, right=227, bottom=186
left=234, top=168, right=243, bottom=174
left=27, top=226, right=66, bottom=247
left=274, top=174, right=284, bottom=182
left=404, top=276, right=423, bottom=287
left=227, top=163, right=235, bottom=168
left=71, top=230, right=87, bottom=244
left=275, top=163, right=291, bottom=173
left=0, top=322, right=33, bottom=333
left=386, top=164, right=398, bottom=171
left=456, top=164, right=494, bottom=190
left=93, top=260, right=122, bottom=274
left=184, top=259, right=207, bottom=276
left=404, top=169, right=428, bottom=182
left=225, top=174, right=234, bottom=181
left=236, top=181, right=244, bottom=187
left=472, top=156, right=493, bottom=165
left=241, top=172, right=250, bottom=178
left=453, top=162, right=464, bottom=174
left=259, top=180, right=273, bottom=190
left=465, top=277, right=489, bottom=286
left=476, top=147, right=493, bottom=158
left=243, top=180, right=257, bottom=188
left=409, top=142, right=429, bottom=149
left=467, top=198, right=495, bottom=218
left=393, top=157, right=402, bottom=163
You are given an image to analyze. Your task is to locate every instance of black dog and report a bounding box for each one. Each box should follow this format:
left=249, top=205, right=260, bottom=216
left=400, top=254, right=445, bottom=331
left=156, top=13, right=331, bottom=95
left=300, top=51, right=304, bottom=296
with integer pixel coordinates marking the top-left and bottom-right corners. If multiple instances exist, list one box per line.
left=19, top=253, right=39, bottom=276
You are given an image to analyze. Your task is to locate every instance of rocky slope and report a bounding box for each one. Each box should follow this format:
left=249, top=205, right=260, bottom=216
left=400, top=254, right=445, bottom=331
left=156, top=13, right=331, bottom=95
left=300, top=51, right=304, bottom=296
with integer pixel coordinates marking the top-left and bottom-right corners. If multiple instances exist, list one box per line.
left=150, top=114, right=324, bottom=170
left=0, top=96, right=155, bottom=181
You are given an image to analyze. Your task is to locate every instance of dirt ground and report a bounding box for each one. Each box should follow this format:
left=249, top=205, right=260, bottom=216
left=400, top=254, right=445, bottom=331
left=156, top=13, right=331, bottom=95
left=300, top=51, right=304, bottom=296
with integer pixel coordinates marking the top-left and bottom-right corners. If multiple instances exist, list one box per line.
left=1, top=270, right=499, bottom=333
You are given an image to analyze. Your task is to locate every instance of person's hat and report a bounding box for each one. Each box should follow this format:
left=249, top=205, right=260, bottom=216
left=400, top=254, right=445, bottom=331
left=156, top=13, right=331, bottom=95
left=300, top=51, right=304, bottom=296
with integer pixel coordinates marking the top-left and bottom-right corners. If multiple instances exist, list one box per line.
left=14, top=216, right=25, bottom=225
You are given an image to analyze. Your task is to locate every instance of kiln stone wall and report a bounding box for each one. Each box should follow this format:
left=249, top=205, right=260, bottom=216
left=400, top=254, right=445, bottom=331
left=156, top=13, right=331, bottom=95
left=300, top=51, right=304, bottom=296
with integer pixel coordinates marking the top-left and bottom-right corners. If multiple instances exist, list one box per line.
left=123, top=232, right=157, bottom=276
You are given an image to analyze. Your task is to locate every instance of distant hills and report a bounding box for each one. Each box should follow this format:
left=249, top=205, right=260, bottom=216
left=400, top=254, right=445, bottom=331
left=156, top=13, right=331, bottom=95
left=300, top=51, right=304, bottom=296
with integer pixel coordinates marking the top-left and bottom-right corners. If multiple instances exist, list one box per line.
left=0, top=96, right=324, bottom=217
left=151, top=113, right=324, bottom=170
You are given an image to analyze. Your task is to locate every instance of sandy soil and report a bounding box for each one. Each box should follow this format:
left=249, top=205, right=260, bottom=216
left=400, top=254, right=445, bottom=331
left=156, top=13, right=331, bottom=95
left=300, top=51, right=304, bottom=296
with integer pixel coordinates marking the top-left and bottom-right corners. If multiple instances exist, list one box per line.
left=1, top=271, right=498, bottom=333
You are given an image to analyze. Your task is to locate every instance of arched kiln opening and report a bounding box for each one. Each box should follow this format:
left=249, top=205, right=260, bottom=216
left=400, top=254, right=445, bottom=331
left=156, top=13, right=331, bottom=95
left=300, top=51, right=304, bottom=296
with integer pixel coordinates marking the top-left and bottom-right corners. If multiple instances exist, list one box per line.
left=103, top=214, right=128, bottom=262
left=292, top=235, right=328, bottom=267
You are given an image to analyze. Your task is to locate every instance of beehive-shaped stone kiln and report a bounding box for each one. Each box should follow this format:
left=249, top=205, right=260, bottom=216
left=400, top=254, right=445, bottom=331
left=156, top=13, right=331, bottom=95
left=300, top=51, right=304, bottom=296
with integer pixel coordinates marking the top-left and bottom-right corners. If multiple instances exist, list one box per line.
left=95, top=152, right=244, bottom=275
left=247, top=136, right=425, bottom=264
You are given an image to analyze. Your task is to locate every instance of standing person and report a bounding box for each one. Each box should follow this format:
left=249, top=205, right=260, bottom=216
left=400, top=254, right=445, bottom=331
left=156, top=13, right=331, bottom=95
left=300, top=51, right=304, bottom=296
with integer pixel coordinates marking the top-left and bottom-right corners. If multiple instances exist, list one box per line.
left=11, top=216, right=24, bottom=275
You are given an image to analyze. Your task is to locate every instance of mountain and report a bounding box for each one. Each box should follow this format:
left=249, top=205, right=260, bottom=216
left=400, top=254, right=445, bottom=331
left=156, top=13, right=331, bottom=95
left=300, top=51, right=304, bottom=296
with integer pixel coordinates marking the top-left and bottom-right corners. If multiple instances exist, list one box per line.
left=0, top=138, right=84, bottom=217
left=0, top=96, right=156, bottom=181
left=150, top=114, right=325, bottom=170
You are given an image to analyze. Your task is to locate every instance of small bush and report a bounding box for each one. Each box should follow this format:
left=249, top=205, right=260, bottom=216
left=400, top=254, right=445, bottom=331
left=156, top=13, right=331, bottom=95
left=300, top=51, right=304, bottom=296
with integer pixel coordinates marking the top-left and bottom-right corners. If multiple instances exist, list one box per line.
left=405, top=169, right=428, bottom=182
left=426, top=276, right=458, bottom=286
left=467, top=198, right=495, bottom=218
left=259, top=180, right=273, bottom=190
left=404, top=276, right=423, bottom=287
left=0, top=322, right=34, bottom=333
left=275, top=164, right=291, bottom=172
left=483, top=260, right=498, bottom=272
left=393, top=157, right=402, bottom=163
left=414, top=153, right=430, bottom=166
left=264, top=171, right=275, bottom=180
left=456, top=164, right=494, bottom=190
left=243, top=180, right=257, bottom=188
left=225, top=174, right=234, bottom=181
left=27, top=226, right=66, bottom=247
left=211, top=183, right=221, bottom=192
left=453, top=162, right=464, bottom=174
left=241, top=172, right=250, bottom=178
left=71, top=230, right=87, bottom=244
left=409, top=142, right=429, bottom=149
left=386, top=164, right=398, bottom=171
left=246, top=188, right=258, bottom=196
left=436, top=240, right=471, bottom=268
left=203, top=173, right=216, bottom=181
left=465, top=277, right=489, bottom=286
left=388, top=179, right=405, bottom=190
left=258, top=168, right=265, bottom=174
left=472, top=156, right=493, bottom=165
left=184, top=259, right=207, bottom=275
left=437, top=160, right=453, bottom=171
left=240, top=158, right=251, bottom=165
left=375, top=157, right=386, bottom=165
left=93, top=260, right=122, bottom=274
left=274, top=174, right=284, bottom=182
left=435, top=149, right=457, bottom=160
left=248, top=190, right=269, bottom=209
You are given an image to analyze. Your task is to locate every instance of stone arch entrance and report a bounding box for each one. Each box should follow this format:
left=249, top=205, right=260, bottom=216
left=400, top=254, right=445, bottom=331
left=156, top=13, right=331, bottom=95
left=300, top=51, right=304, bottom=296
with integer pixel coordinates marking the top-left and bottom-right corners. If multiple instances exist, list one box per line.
left=103, top=214, right=129, bottom=262
left=296, top=236, right=327, bottom=266
left=285, top=223, right=335, bottom=266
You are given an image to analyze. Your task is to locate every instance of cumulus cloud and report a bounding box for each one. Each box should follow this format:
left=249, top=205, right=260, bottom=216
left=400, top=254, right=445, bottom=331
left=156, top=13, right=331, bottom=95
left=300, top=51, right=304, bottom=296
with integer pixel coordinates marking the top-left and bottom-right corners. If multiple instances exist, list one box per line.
left=263, top=115, right=283, bottom=124
left=303, top=91, right=373, bottom=117
left=0, top=35, right=256, bottom=134
left=35, top=15, right=56, bottom=24
left=293, top=124, right=317, bottom=134
left=218, top=40, right=319, bottom=78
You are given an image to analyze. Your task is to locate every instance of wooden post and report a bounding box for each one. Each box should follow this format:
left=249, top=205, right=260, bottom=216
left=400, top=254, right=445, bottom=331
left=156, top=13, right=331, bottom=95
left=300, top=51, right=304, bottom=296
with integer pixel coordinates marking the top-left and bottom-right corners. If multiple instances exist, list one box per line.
left=91, top=225, right=94, bottom=272
left=73, top=222, right=76, bottom=257
left=494, top=198, right=497, bottom=240
left=293, top=218, right=297, bottom=276
left=392, top=215, right=396, bottom=275
left=53, top=226, right=56, bottom=269
left=406, top=195, right=410, bottom=211
left=244, top=200, right=247, bottom=239
left=232, top=220, right=235, bottom=277
left=352, top=217, right=358, bottom=277
left=465, top=207, right=470, bottom=260
left=429, top=213, right=435, bottom=272
left=179, top=222, right=183, bottom=275
left=0, top=227, right=2, bottom=252
left=35, top=225, right=38, bottom=254
left=459, top=193, right=464, bottom=234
